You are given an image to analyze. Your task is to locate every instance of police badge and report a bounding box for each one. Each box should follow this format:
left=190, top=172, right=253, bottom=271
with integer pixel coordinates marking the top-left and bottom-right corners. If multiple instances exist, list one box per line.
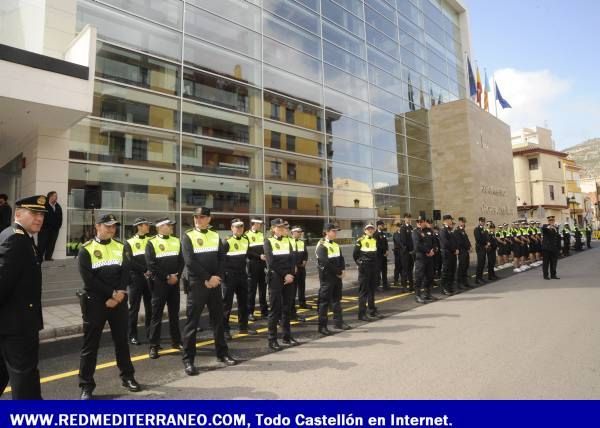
left=275, top=242, right=280, bottom=250
left=365, top=242, right=370, bottom=248
left=234, top=243, right=239, bottom=250
left=197, top=238, right=204, bottom=246
left=135, top=242, right=141, bottom=249
left=94, top=250, right=102, bottom=259
left=159, top=244, right=165, bottom=251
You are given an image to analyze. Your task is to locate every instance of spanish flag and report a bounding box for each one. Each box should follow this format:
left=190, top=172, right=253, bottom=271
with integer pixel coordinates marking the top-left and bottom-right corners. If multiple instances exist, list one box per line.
left=476, top=66, right=482, bottom=107
left=484, top=69, right=490, bottom=111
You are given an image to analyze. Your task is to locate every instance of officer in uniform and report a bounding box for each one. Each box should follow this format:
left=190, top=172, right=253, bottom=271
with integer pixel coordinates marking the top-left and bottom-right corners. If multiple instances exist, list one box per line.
left=542, top=216, right=561, bottom=280
left=562, top=224, right=571, bottom=256
left=474, top=217, right=489, bottom=284
left=585, top=223, right=592, bottom=249
left=0, top=195, right=46, bottom=399
left=222, top=218, right=256, bottom=339
left=432, top=225, right=442, bottom=278
left=374, top=220, right=389, bottom=290
left=181, top=208, right=236, bottom=376
left=353, top=223, right=383, bottom=321
left=453, top=217, right=472, bottom=289
left=146, top=218, right=184, bottom=359
left=412, top=218, right=436, bottom=303
left=77, top=214, right=140, bottom=400
left=439, top=214, right=457, bottom=295
left=574, top=224, right=583, bottom=251
left=264, top=218, right=297, bottom=350
left=316, top=223, right=350, bottom=335
left=399, top=213, right=415, bottom=290
left=245, top=218, right=268, bottom=321
left=486, top=222, right=499, bottom=280
left=123, top=217, right=153, bottom=345
left=392, top=223, right=403, bottom=287
left=290, top=226, right=309, bottom=317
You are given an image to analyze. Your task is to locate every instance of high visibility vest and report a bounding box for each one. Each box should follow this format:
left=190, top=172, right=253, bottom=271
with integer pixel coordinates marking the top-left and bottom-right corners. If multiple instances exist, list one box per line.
left=245, top=230, right=264, bottom=248
left=316, top=239, right=341, bottom=258
left=83, top=239, right=124, bottom=269
left=226, top=236, right=248, bottom=256
left=357, top=235, right=377, bottom=253
left=294, top=239, right=305, bottom=252
left=185, top=229, right=220, bottom=253
left=149, top=235, right=181, bottom=258
left=127, top=234, right=150, bottom=256
left=268, top=236, right=292, bottom=255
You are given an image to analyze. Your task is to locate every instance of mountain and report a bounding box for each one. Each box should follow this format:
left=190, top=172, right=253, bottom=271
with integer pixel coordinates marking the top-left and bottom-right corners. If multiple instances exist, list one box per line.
left=564, top=138, right=600, bottom=179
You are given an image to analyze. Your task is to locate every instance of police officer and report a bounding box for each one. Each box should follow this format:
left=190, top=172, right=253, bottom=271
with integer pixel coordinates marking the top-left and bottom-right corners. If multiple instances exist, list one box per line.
left=542, top=216, right=561, bottom=280
left=574, top=224, right=583, bottom=251
left=0, top=195, right=46, bottom=399
left=181, top=208, right=236, bottom=376
left=77, top=214, right=140, bottom=400
left=123, top=217, right=153, bottom=345
left=585, top=223, right=592, bottom=249
left=562, top=224, right=571, bottom=257
left=245, top=218, right=268, bottom=321
left=316, top=223, right=350, bottom=335
left=412, top=218, right=436, bottom=303
left=290, top=226, right=309, bottom=316
left=264, top=218, right=297, bottom=350
left=453, top=217, right=472, bottom=289
left=399, top=213, right=414, bottom=290
left=374, top=220, right=389, bottom=290
left=439, top=214, right=457, bottom=295
left=486, top=223, right=499, bottom=280
left=392, top=223, right=403, bottom=287
left=474, top=217, right=489, bottom=284
left=222, top=218, right=256, bottom=339
left=353, top=223, right=382, bottom=321
left=146, top=218, right=184, bottom=359
left=432, top=225, right=442, bottom=278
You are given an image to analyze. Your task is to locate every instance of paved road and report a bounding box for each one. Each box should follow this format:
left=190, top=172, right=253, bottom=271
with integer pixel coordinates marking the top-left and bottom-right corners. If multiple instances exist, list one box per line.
left=162, top=247, right=600, bottom=399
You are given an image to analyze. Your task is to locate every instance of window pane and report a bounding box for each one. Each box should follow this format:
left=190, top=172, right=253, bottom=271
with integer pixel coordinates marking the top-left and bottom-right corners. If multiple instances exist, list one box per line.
left=69, top=119, right=178, bottom=169
left=265, top=182, right=326, bottom=216
left=186, top=0, right=261, bottom=31
left=330, top=191, right=376, bottom=223
left=365, top=6, right=397, bottom=39
left=186, top=5, right=261, bottom=59
left=374, top=193, right=409, bottom=218
left=324, top=88, right=369, bottom=123
left=263, top=0, right=320, bottom=36
left=93, top=81, right=179, bottom=130
left=370, top=106, right=402, bottom=133
left=183, top=68, right=261, bottom=116
left=322, top=20, right=365, bottom=59
left=410, top=197, right=433, bottom=216
left=325, top=112, right=370, bottom=145
left=371, top=127, right=405, bottom=153
left=98, top=0, right=183, bottom=29
left=368, top=64, right=404, bottom=97
left=184, top=36, right=261, bottom=86
left=264, top=121, right=324, bottom=157
left=96, top=42, right=179, bottom=95
left=68, top=163, right=177, bottom=211
left=366, top=25, right=400, bottom=60
left=182, top=101, right=262, bottom=145
left=406, top=138, right=430, bottom=160
left=330, top=0, right=364, bottom=18
left=295, top=0, right=320, bottom=12
left=372, top=149, right=407, bottom=174
left=181, top=174, right=263, bottom=214
left=405, top=119, right=429, bottom=142
left=367, top=46, right=402, bottom=77
left=264, top=91, right=323, bottom=131
left=181, top=135, right=262, bottom=178
left=77, top=0, right=182, bottom=61
left=328, top=161, right=373, bottom=192
left=369, top=85, right=410, bottom=115
left=263, top=38, right=322, bottom=83
left=263, top=12, right=321, bottom=58
left=323, top=41, right=367, bottom=79
left=264, top=65, right=323, bottom=106
left=264, top=150, right=325, bottom=185
left=326, top=138, right=372, bottom=167
left=324, top=64, right=368, bottom=100
left=407, top=157, right=432, bottom=179
left=322, top=0, right=365, bottom=38
left=409, top=177, right=433, bottom=199
left=373, top=170, right=408, bottom=195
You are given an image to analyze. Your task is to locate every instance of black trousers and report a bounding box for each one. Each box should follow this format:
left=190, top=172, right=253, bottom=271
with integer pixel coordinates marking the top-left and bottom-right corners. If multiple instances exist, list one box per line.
left=295, top=267, right=307, bottom=306
left=128, top=273, right=152, bottom=341
left=586, top=233, right=592, bottom=248
left=223, top=271, right=249, bottom=331
left=487, top=249, right=497, bottom=278
left=79, top=298, right=134, bottom=389
left=358, top=263, right=377, bottom=316
left=400, top=250, right=414, bottom=286
left=148, top=279, right=181, bottom=347
left=38, top=227, right=59, bottom=261
left=0, top=332, right=41, bottom=399
left=542, top=250, right=558, bottom=278
left=376, top=255, right=388, bottom=287
left=393, top=250, right=402, bottom=283
left=575, top=237, right=583, bottom=251
left=414, top=256, right=434, bottom=298
left=247, top=260, right=268, bottom=316
left=475, top=247, right=487, bottom=279
left=267, top=272, right=294, bottom=340
left=457, top=250, right=470, bottom=285
left=318, top=273, right=343, bottom=327
left=563, top=239, right=570, bottom=256
left=441, top=251, right=457, bottom=291
left=182, top=282, right=228, bottom=364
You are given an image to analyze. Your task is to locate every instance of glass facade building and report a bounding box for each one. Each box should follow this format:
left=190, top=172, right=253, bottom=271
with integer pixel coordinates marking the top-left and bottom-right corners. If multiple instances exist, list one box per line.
left=66, top=0, right=467, bottom=248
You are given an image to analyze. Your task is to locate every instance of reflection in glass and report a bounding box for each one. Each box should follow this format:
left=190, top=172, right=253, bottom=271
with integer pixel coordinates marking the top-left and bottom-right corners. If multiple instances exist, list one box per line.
left=265, top=182, right=326, bottom=216
left=409, top=177, right=433, bottom=199
left=327, top=138, right=372, bottom=167
left=263, top=0, right=320, bottom=36
left=322, top=0, right=365, bottom=38
left=375, top=193, right=409, bottom=219
left=186, top=0, right=261, bottom=31
left=263, top=11, right=321, bottom=58
left=263, top=37, right=322, bottom=83
left=181, top=174, right=263, bottom=214
left=371, top=127, right=405, bottom=153
left=408, top=157, right=433, bottom=180
left=405, top=119, right=429, bottom=142
left=324, top=88, right=369, bottom=123
left=325, top=112, right=370, bottom=145
left=406, top=138, right=431, bottom=161
left=97, top=0, right=183, bottom=29
left=321, top=20, right=365, bottom=59
left=264, top=91, right=323, bottom=131
left=264, top=150, right=325, bottom=186
left=324, top=64, right=368, bottom=101
left=328, top=162, right=373, bottom=192
left=373, top=170, right=408, bottom=195
left=264, top=65, right=323, bottom=106
left=264, top=121, right=324, bottom=157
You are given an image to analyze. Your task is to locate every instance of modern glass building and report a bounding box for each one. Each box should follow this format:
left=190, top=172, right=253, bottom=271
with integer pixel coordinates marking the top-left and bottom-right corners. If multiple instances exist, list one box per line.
left=0, top=0, right=471, bottom=254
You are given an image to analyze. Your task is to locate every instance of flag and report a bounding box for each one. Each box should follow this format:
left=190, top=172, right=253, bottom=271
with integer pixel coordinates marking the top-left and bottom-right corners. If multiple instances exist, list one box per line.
left=407, top=74, right=416, bottom=111
left=430, top=87, right=436, bottom=106
left=467, top=56, right=477, bottom=98
left=495, top=81, right=512, bottom=109
left=483, top=69, right=490, bottom=111
left=476, top=66, right=482, bottom=107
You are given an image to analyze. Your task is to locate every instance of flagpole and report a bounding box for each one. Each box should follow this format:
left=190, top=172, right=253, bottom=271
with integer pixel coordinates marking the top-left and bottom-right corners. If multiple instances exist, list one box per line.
left=493, top=74, right=498, bottom=118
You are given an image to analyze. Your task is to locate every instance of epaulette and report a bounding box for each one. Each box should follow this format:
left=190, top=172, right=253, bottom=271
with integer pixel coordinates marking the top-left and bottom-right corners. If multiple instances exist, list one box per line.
left=81, top=240, right=92, bottom=247
left=185, top=228, right=194, bottom=233
left=148, top=236, right=157, bottom=240
left=13, top=228, right=24, bottom=235
left=112, top=238, right=124, bottom=245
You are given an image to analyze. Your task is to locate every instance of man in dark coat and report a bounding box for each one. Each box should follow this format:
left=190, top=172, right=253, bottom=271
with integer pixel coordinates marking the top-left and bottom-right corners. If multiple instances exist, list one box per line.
left=38, top=191, right=63, bottom=261
left=0, top=194, right=12, bottom=232
left=541, top=216, right=561, bottom=280
left=0, top=195, right=47, bottom=399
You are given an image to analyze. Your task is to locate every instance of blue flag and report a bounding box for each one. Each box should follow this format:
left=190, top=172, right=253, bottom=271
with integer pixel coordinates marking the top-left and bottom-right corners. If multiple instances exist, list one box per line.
left=495, top=81, right=512, bottom=109
left=467, top=56, right=477, bottom=98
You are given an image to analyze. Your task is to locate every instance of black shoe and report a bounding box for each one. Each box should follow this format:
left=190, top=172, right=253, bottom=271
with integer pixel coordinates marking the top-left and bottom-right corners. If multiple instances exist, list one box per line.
left=149, top=346, right=160, bottom=359
left=268, top=339, right=282, bottom=351
left=424, top=295, right=437, bottom=302
left=551, top=276, right=560, bottom=280
left=80, top=387, right=93, bottom=400
left=358, top=315, right=373, bottom=322
left=441, top=288, right=452, bottom=296
left=415, top=296, right=426, bottom=304
left=464, top=283, right=473, bottom=289
left=248, top=314, right=256, bottom=322
left=239, top=328, right=257, bottom=335
left=544, top=276, right=550, bottom=280
left=492, top=275, right=500, bottom=280
left=299, top=303, right=312, bottom=309
left=370, top=311, right=384, bottom=319
left=122, top=378, right=141, bottom=392
left=224, top=330, right=232, bottom=340
left=217, top=355, right=238, bottom=366
left=282, top=337, right=300, bottom=346
left=475, top=278, right=482, bottom=285
left=318, top=327, right=332, bottom=336
left=333, top=323, right=352, bottom=331
left=184, top=361, right=199, bottom=376
left=129, top=337, right=140, bottom=346
left=172, top=342, right=184, bottom=351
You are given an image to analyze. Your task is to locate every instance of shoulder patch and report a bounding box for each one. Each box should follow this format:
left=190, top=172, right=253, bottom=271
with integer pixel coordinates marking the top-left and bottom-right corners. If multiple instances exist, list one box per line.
left=13, top=229, right=24, bottom=235
left=82, top=240, right=92, bottom=247
left=185, top=228, right=194, bottom=233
